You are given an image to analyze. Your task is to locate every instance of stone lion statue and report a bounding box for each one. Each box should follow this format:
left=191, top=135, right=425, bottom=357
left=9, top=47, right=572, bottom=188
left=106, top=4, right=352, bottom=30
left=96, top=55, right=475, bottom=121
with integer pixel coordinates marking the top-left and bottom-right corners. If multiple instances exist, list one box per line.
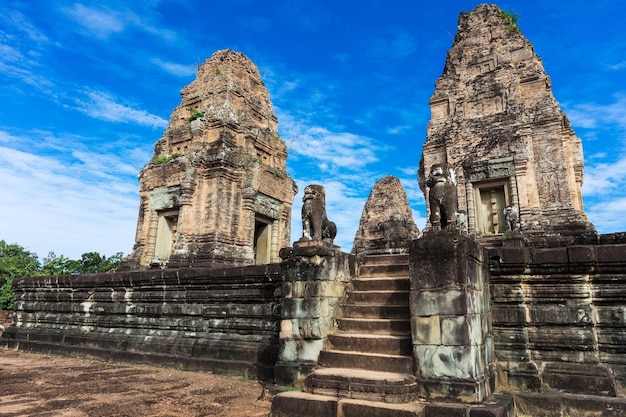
left=302, top=184, right=337, bottom=242
left=426, top=163, right=459, bottom=231
left=504, top=205, right=520, bottom=231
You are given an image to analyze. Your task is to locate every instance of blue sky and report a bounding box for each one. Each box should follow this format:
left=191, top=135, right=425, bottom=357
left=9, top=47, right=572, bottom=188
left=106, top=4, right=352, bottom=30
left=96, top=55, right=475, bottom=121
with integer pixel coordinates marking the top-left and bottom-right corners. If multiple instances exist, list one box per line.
left=1, top=1, right=625, bottom=259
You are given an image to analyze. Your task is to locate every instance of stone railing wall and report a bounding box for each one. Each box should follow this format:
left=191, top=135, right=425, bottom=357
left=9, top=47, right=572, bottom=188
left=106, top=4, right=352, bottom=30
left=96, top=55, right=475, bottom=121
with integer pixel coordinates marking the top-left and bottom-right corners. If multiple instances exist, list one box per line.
left=1, top=264, right=282, bottom=379
left=489, top=241, right=626, bottom=397
left=409, top=232, right=495, bottom=403
left=275, top=244, right=354, bottom=385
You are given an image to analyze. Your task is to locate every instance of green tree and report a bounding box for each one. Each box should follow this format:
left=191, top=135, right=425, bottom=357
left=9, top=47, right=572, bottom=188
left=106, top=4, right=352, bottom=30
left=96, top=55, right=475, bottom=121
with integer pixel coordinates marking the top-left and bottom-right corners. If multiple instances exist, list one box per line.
left=1, top=245, right=124, bottom=310
left=42, top=251, right=123, bottom=275
left=0, top=241, right=42, bottom=309
left=74, top=251, right=123, bottom=273
left=40, top=252, right=79, bottom=276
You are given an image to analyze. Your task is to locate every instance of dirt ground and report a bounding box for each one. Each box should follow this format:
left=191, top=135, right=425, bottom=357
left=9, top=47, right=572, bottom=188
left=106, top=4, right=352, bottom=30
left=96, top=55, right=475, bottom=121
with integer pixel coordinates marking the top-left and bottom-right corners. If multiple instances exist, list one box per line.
left=0, top=311, right=272, bottom=417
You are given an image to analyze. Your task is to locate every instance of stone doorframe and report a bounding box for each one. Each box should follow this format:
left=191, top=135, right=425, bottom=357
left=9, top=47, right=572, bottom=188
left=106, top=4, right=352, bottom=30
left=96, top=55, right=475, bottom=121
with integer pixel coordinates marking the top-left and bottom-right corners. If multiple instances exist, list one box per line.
left=463, top=157, right=524, bottom=236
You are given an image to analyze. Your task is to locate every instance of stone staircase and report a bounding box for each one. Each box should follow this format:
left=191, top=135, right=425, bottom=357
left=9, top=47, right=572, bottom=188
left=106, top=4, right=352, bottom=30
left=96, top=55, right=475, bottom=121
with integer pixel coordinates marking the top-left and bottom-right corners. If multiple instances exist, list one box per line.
left=270, top=253, right=516, bottom=416
left=271, top=254, right=427, bottom=416
left=305, top=253, right=418, bottom=403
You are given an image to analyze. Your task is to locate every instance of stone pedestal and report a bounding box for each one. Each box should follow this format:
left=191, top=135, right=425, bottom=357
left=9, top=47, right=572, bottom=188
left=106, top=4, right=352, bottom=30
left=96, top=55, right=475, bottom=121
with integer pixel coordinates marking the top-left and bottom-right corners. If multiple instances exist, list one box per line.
left=409, top=232, right=494, bottom=403
left=275, top=244, right=353, bottom=385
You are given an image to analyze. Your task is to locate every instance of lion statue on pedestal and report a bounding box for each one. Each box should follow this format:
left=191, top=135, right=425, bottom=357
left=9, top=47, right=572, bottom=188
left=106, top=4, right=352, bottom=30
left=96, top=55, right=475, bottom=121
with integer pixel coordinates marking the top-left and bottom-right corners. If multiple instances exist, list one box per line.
left=426, top=163, right=459, bottom=231
left=301, top=184, right=337, bottom=243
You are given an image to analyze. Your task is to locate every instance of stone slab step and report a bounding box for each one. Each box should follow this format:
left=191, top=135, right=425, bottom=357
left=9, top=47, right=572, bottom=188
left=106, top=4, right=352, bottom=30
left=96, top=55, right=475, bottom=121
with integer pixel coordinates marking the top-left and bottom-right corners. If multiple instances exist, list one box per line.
left=270, top=391, right=340, bottom=417
left=513, top=390, right=626, bottom=417
left=337, top=318, right=411, bottom=335
left=360, top=254, right=410, bottom=267
left=328, top=333, right=412, bottom=356
left=305, top=367, right=419, bottom=403
left=270, top=390, right=426, bottom=417
left=339, top=304, right=410, bottom=319
left=339, top=398, right=425, bottom=417
left=318, top=350, right=413, bottom=374
left=358, top=264, right=409, bottom=278
left=352, top=277, right=410, bottom=292
left=270, top=391, right=516, bottom=417
left=347, top=290, right=409, bottom=305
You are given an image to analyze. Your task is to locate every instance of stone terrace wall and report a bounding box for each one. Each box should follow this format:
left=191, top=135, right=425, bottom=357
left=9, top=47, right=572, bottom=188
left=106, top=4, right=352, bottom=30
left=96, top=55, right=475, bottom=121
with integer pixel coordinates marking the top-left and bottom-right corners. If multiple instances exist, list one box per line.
left=489, top=239, right=626, bottom=397
left=1, top=265, right=282, bottom=379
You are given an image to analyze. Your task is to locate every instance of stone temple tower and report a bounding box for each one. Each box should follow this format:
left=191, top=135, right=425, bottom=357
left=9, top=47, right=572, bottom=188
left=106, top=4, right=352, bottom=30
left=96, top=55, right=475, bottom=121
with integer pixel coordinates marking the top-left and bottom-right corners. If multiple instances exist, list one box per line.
left=121, top=49, right=297, bottom=269
left=419, top=4, right=595, bottom=244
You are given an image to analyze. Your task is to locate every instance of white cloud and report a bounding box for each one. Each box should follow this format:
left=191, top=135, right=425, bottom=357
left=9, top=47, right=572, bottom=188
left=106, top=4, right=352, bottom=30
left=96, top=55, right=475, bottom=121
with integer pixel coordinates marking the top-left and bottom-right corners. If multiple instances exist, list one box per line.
left=60, top=3, right=177, bottom=42
left=585, top=197, right=626, bottom=234
left=278, top=110, right=382, bottom=171
left=62, top=4, right=126, bottom=38
left=151, top=58, right=196, bottom=78
left=581, top=151, right=626, bottom=233
left=0, top=144, right=139, bottom=259
left=74, top=90, right=167, bottom=128
left=608, top=60, right=626, bottom=71
left=566, top=95, right=626, bottom=131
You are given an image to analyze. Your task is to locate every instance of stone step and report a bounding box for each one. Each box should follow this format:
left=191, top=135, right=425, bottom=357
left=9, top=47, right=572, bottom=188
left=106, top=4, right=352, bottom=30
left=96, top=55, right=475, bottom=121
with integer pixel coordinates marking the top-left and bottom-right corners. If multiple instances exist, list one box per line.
left=337, top=318, right=411, bottom=335
left=352, top=277, right=410, bottom=292
left=358, top=263, right=409, bottom=278
left=360, top=254, right=410, bottom=267
left=318, top=350, right=413, bottom=374
left=270, top=391, right=516, bottom=417
left=346, top=290, right=409, bottom=306
left=270, top=390, right=427, bottom=417
left=339, top=304, right=409, bottom=319
left=328, top=333, right=412, bottom=356
left=305, top=368, right=419, bottom=403
left=270, top=391, right=342, bottom=417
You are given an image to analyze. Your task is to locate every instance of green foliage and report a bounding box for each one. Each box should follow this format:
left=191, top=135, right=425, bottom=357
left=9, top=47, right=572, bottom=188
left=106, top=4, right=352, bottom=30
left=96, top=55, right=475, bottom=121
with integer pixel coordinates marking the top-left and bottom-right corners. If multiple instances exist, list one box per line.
left=279, top=385, right=303, bottom=392
left=0, top=241, right=41, bottom=309
left=185, top=107, right=205, bottom=122
left=501, top=9, right=520, bottom=32
left=215, top=67, right=221, bottom=75
left=0, top=242, right=124, bottom=310
left=152, top=153, right=182, bottom=164
left=41, top=251, right=123, bottom=275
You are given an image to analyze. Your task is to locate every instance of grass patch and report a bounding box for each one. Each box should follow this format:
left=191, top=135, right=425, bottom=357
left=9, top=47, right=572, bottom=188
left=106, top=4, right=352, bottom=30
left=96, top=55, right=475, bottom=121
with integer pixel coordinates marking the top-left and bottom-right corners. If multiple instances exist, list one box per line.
left=501, top=9, right=519, bottom=32
left=152, top=153, right=182, bottom=164
left=279, top=385, right=303, bottom=392
left=186, top=107, right=205, bottom=122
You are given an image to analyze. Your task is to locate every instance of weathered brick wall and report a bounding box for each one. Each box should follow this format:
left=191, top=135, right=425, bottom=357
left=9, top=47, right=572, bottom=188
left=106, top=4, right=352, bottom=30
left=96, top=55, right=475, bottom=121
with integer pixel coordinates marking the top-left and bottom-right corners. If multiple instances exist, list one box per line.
left=1, top=264, right=282, bottom=379
left=489, top=241, right=626, bottom=397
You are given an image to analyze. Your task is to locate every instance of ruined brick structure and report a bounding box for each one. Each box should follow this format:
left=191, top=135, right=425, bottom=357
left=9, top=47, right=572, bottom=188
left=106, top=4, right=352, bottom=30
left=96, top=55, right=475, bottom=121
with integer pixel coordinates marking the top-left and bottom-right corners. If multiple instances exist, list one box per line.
left=120, top=49, right=297, bottom=269
left=419, top=4, right=595, bottom=244
left=352, top=175, right=419, bottom=255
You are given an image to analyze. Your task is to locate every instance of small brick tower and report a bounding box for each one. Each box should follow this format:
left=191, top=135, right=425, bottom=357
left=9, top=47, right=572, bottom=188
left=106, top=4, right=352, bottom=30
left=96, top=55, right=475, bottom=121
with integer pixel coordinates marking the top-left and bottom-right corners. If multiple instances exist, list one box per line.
left=121, top=49, right=297, bottom=269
